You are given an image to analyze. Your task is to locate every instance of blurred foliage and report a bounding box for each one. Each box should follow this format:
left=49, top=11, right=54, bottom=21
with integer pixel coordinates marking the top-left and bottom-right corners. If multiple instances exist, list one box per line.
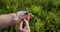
left=0, top=0, right=60, bottom=32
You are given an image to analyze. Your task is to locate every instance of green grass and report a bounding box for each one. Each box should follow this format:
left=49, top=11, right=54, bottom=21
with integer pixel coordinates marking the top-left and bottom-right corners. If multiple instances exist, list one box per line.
left=0, top=0, right=60, bottom=32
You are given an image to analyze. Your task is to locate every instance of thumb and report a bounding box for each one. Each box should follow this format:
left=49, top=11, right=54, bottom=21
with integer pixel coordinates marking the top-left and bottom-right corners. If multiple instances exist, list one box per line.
left=23, top=19, right=29, bottom=28
left=18, top=20, right=23, bottom=30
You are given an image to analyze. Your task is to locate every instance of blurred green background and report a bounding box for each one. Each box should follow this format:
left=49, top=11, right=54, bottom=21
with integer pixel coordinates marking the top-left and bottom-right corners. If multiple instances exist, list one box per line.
left=0, top=0, right=60, bottom=32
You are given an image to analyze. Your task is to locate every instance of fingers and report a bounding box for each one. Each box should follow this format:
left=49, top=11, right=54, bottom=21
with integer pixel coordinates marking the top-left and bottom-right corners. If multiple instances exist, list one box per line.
left=14, top=17, right=21, bottom=24
left=29, top=13, right=34, bottom=19
left=25, top=13, right=32, bottom=21
left=17, top=18, right=30, bottom=32
left=18, top=20, right=23, bottom=30
left=23, top=19, right=30, bottom=29
left=17, top=19, right=30, bottom=31
left=26, top=13, right=34, bottom=21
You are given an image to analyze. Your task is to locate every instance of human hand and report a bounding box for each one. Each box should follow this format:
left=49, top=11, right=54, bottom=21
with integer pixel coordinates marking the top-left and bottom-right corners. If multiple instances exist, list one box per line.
left=15, top=13, right=34, bottom=24
left=17, top=19, right=30, bottom=32
left=16, top=13, right=34, bottom=32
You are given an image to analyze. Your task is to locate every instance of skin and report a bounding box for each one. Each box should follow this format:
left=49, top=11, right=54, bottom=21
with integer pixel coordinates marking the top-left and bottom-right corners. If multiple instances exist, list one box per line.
left=0, top=11, right=34, bottom=32
left=17, top=13, right=32, bottom=32
left=0, top=13, right=17, bottom=30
